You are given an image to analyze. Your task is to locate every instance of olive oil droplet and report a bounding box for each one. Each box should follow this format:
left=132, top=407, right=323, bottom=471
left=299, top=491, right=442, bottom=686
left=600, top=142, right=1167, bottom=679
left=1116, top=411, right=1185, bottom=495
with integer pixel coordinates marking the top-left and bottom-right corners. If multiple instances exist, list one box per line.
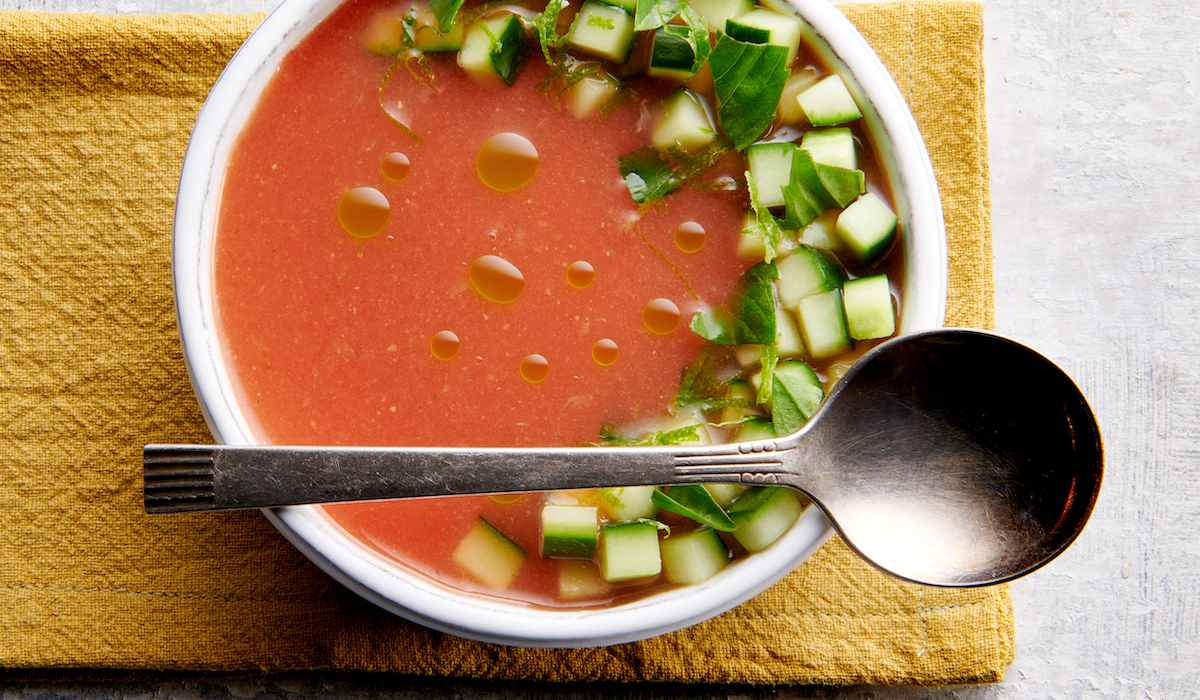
left=338, top=187, right=390, bottom=238
left=643, top=298, right=681, bottom=335
left=430, top=330, right=460, bottom=360
left=381, top=152, right=411, bottom=182
left=674, top=221, right=706, bottom=253
left=592, top=338, right=619, bottom=366
left=520, top=354, right=550, bottom=383
left=566, top=260, right=595, bottom=289
left=477, top=132, right=539, bottom=192
left=469, top=255, right=525, bottom=303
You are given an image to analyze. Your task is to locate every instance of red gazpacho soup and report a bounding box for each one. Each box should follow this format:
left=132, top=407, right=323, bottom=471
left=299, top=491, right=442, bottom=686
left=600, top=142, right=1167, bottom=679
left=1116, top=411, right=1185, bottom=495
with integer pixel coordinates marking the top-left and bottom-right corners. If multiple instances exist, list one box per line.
left=214, top=0, right=903, bottom=607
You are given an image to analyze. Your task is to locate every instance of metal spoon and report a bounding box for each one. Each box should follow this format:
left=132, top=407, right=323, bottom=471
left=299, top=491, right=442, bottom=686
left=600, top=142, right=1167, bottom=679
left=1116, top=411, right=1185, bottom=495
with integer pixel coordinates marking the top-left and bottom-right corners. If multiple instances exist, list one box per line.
left=144, top=328, right=1103, bottom=587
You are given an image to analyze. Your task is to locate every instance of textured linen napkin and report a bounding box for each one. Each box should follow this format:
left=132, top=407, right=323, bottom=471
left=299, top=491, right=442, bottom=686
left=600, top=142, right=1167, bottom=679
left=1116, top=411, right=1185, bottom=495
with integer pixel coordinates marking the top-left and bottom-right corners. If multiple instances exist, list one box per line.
left=0, top=2, right=1005, bottom=685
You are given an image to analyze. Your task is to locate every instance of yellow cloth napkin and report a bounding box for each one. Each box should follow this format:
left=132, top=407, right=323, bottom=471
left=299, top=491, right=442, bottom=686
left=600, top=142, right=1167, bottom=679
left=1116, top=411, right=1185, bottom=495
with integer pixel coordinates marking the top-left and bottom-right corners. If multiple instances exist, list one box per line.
left=0, top=2, right=1005, bottom=685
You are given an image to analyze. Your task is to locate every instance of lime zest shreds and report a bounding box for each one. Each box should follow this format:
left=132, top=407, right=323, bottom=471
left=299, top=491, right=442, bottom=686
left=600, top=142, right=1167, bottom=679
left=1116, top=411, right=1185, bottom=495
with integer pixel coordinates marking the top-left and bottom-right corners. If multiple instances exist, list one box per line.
left=618, top=138, right=732, bottom=205
left=757, top=343, right=777, bottom=405
left=530, top=0, right=570, bottom=64
left=587, top=13, right=616, bottom=30
left=709, top=33, right=789, bottom=151
left=638, top=518, right=672, bottom=536
left=674, top=347, right=744, bottom=413
left=377, top=54, right=426, bottom=143
left=652, top=485, right=738, bottom=531
left=746, top=169, right=785, bottom=262
left=596, top=424, right=704, bottom=446
left=429, top=0, right=466, bottom=32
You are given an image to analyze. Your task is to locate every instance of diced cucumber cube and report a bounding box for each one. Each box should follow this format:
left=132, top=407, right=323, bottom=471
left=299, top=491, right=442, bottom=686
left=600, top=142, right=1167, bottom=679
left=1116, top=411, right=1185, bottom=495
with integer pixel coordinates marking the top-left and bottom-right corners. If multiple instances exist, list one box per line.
left=451, top=516, right=527, bottom=589
left=718, top=377, right=759, bottom=424
left=729, top=486, right=804, bottom=552
left=648, top=28, right=697, bottom=80
left=801, top=127, right=857, bottom=170
left=842, top=273, right=896, bottom=340
left=735, top=343, right=764, bottom=367
left=541, top=504, right=600, bottom=559
left=599, top=484, right=657, bottom=521
left=776, top=298, right=805, bottom=357
left=777, top=67, right=820, bottom=124
left=651, top=88, right=715, bottom=153
left=458, top=14, right=528, bottom=86
left=798, top=210, right=847, bottom=254
left=746, top=142, right=795, bottom=209
left=795, top=288, right=853, bottom=359
left=735, top=416, right=777, bottom=442
left=566, top=70, right=620, bottom=119
left=661, top=527, right=731, bottom=585
left=775, top=244, right=847, bottom=308
left=796, top=74, right=863, bottom=127
left=363, top=11, right=406, bottom=56
left=704, top=483, right=746, bottom=507
left=410, top=2, right=465, bottom=52
left=688, top=0, right=754, bottom=32
left=600, top=521, right=662, bottom=581
left=725, top=8, right=802, bottom=66
left=837, top=192, right=898, bottom=266
left=568, top=1, right=637, bottom=64
left=557, top=559, right=610, bottom=599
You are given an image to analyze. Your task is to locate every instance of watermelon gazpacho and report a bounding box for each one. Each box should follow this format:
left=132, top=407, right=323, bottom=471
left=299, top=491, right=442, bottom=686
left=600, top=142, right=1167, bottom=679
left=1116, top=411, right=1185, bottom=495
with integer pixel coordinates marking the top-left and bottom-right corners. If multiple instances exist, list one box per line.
left=213, top=0, right=903, bottom=608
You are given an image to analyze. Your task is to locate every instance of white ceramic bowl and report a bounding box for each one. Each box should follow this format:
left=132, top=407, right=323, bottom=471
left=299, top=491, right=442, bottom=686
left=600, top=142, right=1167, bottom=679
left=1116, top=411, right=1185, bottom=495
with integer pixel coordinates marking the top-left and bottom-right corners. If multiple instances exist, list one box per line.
left=173, top=0, right=947, bottom=647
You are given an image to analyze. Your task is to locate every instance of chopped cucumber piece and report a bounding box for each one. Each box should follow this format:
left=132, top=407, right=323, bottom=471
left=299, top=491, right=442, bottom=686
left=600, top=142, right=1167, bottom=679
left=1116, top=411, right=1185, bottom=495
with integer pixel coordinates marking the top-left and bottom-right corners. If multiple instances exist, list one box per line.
left=566, top=70, right=621, bottom=119
left=777, top=67, right=820, bottom=124
left=451, top=516, right=527, bottom=589
left=798, top=210, right=846, bottom=254
left=776, top=244, right=847, bottom=308
left=801, top=127, right=857, bottom=170
left=651, top=88, right=715, bottom=153
left=796, top=74, right=863, bottom=127
left=735, top=342, right=764, bottom=367
left=363, top=11, right=406, bottom=56
left=718, top=377, right=758, bottom=424
left=599, top=484, right=657, bottom=521
left=648, top=28, right=697, bottom=80
left=795, top=288, right=852, bottom=359
left=458, top=14, right=528, bottom=86
left=568, top=1, right=637, bottom=64
left=413, top=3, right=466, bottom=52
left=688, top=0, right=754, bottom=32
left=428, top=0, right=466, bottom=32
left=541, top=504, right=600, bottom=559
left=781, top=148, right=864, bottom=227
left=770, top=359, right=824, bottom=435
left=600, top=521, right=662, bottom=581
left=842, top=273, right=896, bottom=340
left=746, top=142, right=795, bottom=209
left=557, top=559, right=609, bottom=599
left=734, top=416, right=776, bottom=442
left=725, top=8, right=802, bottom=66
left=836, top=192, right=898, bottom=265
left=704, top=483, right=746, bottom=507
left=729, top=486, right=804, bottom=552
left=661, top=527, right=731, bottom=585
left=596, top=0, right=637, bottom=12
left=775, top=298, right=804, bottom=357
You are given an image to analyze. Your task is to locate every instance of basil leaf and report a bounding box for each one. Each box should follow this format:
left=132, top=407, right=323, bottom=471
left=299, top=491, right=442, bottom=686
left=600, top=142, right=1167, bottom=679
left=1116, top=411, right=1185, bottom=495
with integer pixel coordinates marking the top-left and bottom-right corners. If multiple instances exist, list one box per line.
left=637, top=0, right=709, bottom=75
left=689, top=307, right=734, bottom=344
left=689, top=261, right=777, bottom=347
left=709, top=34, right=789, bottom=151
left=747, top=170, right=786, bottom=262
left=530, top=0, right=569, bottom=63
left=428, top=0, right=466, bottom=32
left=771, top=361, right=825, bottom=435
left=634, top=0, right=682, bottom=31
left=652, top=485, right=738, bottom=531
left=619, top=139, right=732, bottom=205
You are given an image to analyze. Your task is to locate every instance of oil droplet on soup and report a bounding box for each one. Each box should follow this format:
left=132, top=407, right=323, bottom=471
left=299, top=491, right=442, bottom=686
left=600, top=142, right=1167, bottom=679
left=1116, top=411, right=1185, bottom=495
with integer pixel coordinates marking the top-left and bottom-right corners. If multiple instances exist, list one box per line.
left=338, top=187, right=390, bottom=238
left=520, top=353, right=550, bottom=383
left=565, top=260, right=595, bottom=289
left=674, top=221, right=706, bottom=253
left=592, top=338, right=618, bottom=366
left=469, top=255, right=525, bottom=303
left=476, top=132, right=539, bottom=192
left=643, top=298, right=681, bottom=335
left=430, top=330, right=460, bottom=360
left=381, top=152, right=411, bottom=182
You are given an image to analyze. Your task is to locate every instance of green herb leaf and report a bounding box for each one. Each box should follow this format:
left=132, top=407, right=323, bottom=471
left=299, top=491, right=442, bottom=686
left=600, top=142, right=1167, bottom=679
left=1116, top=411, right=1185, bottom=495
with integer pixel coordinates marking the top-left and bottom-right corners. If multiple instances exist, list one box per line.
left=771, top=361, right=825, bottom=435
left=757, top=343, right=777, bottom=405
left=619, top=139, right=732, bottom=205
left=673, top=347, right=754, bottom=414
left=428, top=0, right=466, bottom=32
left=597, top=424, right=704, bottom=446
left=709, top=34, right=789, bottom=151
left=530, top=0, right=569, bottom=63
left=652, top=485, right=738, bottom=531
left=634, top=0, right=682, bottom=31
left=689, top=261, right=777, bottom=347
left=747, top=169, right=786, bottom=262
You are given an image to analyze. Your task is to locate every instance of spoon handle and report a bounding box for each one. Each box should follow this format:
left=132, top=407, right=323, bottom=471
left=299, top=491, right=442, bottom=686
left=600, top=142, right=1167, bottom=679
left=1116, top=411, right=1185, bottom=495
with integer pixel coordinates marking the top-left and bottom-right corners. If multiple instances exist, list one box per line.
left=143, top=442, right=796, bottom=513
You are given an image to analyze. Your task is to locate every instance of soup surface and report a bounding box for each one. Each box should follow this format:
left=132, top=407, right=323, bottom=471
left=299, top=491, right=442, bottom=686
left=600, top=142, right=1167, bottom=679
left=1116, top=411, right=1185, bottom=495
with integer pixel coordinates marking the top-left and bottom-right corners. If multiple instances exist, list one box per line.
left=214, top=0, right=900, bottom=607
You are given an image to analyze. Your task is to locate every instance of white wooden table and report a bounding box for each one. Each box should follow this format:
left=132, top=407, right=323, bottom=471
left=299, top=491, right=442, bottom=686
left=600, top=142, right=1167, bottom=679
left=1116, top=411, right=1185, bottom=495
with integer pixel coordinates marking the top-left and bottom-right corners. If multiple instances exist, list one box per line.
left=3, top=0, right=1197, bottom=697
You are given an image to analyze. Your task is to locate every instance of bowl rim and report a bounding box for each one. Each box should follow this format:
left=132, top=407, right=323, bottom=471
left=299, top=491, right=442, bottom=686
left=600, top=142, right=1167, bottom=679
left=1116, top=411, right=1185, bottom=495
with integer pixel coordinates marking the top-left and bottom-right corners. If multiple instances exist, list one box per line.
left=172, top=0, right=947, bottom=647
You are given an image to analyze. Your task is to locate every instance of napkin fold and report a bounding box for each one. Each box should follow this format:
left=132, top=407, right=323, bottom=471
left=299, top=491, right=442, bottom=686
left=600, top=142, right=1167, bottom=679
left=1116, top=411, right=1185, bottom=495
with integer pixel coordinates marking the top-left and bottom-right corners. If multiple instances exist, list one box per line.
left=0, top=2, right=1006, bottom=685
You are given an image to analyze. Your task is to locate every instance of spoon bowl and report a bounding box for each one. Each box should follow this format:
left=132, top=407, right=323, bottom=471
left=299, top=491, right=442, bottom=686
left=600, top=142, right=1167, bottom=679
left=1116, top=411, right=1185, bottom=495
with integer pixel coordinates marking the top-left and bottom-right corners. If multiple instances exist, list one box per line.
left=145, top=328, right=1102, bottom=587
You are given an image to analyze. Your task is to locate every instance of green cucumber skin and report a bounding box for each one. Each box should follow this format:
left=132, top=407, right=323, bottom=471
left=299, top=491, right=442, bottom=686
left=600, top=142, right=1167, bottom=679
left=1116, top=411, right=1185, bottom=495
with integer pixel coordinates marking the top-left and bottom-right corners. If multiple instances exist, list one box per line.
left=842, top=273, right=895, bottom=340
left=600, top=521, right=663, bottom=582
left=649, top=29, right=696, bottom=77
left=796, top=288, right=853, bottom=359
left=729, top=486, right=804, bottom=552
left=541, top=505, right=599, bottom=559
left=836, top=192, right=899, bottom=266
left=491, top=15, right=529, bottom=86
